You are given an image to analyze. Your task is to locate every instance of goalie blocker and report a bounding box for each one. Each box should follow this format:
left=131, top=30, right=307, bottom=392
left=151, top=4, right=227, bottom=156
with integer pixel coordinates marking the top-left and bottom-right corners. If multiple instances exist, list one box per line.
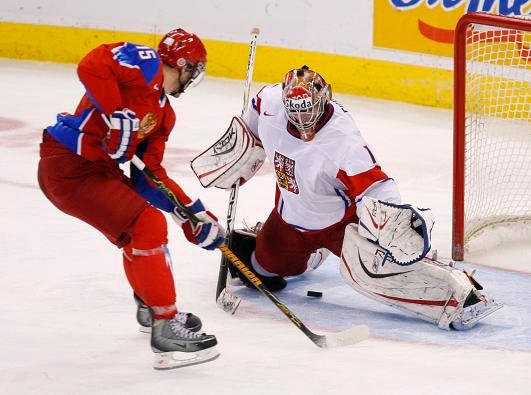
left=191, top=116, right=266, bottom=189
left=341, top=224, right=503, bottom=330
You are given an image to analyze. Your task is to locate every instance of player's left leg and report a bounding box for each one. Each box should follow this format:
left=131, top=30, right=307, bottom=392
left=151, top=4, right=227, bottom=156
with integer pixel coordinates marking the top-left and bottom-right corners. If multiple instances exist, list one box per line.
left=121, top=206, right=176, bottom=319
left=122, top=205, right=219, bottom=367
left=121, top=206, right=203, bottom=330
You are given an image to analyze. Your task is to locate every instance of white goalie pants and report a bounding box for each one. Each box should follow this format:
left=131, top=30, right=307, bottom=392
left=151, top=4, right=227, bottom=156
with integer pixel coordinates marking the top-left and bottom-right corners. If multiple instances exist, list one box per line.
left=340, top=224, right=477, bottom=329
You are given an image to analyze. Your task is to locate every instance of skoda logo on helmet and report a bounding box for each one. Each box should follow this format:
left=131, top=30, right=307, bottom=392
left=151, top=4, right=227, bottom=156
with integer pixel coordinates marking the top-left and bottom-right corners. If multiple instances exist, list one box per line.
left=285, top=86, right=313, bottom=111
left=286, top=97, right=313, bottom=111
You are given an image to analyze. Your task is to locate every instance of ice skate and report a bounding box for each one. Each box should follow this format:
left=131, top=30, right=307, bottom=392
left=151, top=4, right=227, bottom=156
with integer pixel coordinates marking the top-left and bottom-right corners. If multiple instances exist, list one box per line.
left=450, top=291, right=504, bottom=330
left=151, top=316, right=219, bottom=369
left=134, top=294, right=202, bottom=334
left=228, top=226, right=287, bottom=292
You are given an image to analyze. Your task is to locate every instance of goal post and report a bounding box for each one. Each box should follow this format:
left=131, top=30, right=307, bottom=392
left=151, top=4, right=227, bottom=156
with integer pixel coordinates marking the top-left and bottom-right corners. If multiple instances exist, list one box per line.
left=452, top=12, right=531, bottom=261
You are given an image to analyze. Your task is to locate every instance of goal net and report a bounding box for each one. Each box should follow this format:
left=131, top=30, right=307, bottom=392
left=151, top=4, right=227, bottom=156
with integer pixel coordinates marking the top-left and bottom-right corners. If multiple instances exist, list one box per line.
left=452, top=12, right=531, bottom=261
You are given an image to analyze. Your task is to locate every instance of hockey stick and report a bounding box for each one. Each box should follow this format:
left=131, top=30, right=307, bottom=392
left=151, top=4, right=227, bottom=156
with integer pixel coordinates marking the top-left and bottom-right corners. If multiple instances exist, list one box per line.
left=215, top=28, right=260, bottom=307
left=131, top=155, right=370, bottom=348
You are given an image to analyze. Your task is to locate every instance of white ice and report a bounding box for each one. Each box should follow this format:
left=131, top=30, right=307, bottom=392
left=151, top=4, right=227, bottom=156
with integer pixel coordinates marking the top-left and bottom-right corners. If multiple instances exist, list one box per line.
left=0, top=59, right=530, bottom=395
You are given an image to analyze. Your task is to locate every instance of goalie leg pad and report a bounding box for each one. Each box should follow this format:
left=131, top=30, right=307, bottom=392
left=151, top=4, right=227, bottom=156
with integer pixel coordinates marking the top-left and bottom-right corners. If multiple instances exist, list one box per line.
left=340, top=224, right=500, bottom=329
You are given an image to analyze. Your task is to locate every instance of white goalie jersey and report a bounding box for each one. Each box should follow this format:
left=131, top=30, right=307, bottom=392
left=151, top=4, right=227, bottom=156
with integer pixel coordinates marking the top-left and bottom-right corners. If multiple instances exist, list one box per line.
left=243, top=84, right=401, bottom=231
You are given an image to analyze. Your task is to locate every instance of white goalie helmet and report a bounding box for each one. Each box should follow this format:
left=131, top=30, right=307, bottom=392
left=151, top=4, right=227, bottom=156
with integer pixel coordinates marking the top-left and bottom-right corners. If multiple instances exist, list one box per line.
left=281, top=65, right=331, bottom=141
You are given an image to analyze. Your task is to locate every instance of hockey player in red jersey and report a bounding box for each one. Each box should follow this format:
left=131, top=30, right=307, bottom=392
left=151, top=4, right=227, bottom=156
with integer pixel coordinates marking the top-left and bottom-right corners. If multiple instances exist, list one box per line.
left=192, top=65, right=502, bottom=330
left=38, top=29, right=222, bottom=369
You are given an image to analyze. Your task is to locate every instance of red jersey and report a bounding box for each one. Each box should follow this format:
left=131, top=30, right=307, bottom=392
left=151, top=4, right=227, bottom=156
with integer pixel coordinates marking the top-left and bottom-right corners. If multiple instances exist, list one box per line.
left=48, top=42, right=191, bottom=208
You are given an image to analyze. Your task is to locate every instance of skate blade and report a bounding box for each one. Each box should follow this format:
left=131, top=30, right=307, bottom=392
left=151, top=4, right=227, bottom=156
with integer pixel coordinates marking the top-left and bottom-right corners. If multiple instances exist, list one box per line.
left=453, top=302, right=504, bottom=330
left=139, top=325, right=151, bottom=334
left=216, top=288, right=242, bottom=315
left=465, top=302, right=504, bottom=327
left=153, top=346, right=220, bottom=370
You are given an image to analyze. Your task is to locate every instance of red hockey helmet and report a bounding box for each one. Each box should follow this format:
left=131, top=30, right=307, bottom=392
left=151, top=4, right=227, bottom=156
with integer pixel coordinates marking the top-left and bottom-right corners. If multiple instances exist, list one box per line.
left=158, top=28, right=207, bottom=91
left=282, top=66, right=331, bottom=141
left=158, top=28, right=207, bottom=68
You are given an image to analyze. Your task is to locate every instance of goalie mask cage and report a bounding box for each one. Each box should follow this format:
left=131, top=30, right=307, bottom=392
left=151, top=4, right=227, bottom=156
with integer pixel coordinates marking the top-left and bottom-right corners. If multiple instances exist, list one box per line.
left=452, top=12, right=531, bottom=261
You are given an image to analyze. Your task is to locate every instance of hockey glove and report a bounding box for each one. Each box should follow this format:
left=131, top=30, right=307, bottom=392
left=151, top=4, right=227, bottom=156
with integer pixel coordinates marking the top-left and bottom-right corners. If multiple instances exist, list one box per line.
left=103, top=108, right=140, bottom=163
left=172, top=199, right=226, bottom=250
left=358, top=196, right=434, bottom=265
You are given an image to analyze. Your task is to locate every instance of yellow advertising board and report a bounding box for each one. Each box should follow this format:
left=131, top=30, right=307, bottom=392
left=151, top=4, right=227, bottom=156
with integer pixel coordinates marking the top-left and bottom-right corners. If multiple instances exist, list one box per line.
left=374, top=0, right=531, bottom=57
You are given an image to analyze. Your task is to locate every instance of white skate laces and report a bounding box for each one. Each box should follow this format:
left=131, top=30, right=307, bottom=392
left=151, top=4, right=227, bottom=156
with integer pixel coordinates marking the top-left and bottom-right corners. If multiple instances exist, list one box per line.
left=168, top=317, right=205, bottom=339
left=174, top=312, right=192, bottom=327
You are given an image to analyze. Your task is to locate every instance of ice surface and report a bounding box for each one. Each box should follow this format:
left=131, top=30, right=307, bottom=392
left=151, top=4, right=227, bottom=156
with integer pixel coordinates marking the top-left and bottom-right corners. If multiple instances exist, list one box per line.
left=1, top=59, right=530, bottom=395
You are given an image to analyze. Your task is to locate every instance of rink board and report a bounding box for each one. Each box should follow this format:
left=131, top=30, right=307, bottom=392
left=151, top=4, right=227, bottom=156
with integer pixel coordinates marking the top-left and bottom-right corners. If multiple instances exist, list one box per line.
left=229, top=257, right=531, bottom=351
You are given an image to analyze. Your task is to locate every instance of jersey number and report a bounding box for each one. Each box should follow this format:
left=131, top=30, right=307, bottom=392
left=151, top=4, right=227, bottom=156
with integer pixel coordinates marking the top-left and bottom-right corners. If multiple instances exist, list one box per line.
left=138, top=47, right=157, bottom=60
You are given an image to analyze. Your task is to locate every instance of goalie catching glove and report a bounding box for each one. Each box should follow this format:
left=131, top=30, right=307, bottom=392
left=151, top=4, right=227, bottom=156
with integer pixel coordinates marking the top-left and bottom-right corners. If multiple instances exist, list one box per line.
left=358, top=196, right=434, bottom=265
left=172, top=199, right=225, bottom=250
left=191, top=116, right=265, bottom=189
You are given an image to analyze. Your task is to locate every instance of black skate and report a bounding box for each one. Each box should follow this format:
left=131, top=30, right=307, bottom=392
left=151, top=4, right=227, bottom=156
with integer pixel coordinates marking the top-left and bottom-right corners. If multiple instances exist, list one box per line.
left=134, top=294, right=202, bottom=333
left=151, top=317, right=219, bottom=369
left=228, top=229, right=286, bottom=292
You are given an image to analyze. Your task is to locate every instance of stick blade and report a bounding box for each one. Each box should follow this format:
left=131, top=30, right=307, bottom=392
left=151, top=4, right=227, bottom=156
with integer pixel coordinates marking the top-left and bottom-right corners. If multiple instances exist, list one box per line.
left=319, top=325, right=370, bottom=349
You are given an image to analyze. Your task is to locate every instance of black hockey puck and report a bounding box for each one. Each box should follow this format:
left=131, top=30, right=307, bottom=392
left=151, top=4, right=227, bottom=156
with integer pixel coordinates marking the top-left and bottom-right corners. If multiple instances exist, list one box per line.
left=307, top=291, right=323, bottom=298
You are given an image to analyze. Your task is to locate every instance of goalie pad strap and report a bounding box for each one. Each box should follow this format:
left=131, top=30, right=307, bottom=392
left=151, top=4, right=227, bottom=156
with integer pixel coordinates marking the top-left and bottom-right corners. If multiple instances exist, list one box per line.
left=191, top=117, right=266, bottom=189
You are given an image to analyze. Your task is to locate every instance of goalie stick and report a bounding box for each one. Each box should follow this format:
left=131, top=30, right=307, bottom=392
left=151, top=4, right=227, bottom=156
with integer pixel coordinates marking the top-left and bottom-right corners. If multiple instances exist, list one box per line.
left=131, top=155, right=370, bottom=348
left=215, top=28, right=260, bottom=309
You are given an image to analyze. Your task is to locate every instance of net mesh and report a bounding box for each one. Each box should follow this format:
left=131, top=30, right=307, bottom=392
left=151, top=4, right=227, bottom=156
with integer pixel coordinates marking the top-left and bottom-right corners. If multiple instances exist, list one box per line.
left=464, top=15, right=531, bottom=244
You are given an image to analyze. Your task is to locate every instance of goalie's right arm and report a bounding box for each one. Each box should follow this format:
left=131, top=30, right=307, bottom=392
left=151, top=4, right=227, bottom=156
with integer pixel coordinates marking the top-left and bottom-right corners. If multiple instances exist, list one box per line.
left=190, top=116, right=266, bottom=189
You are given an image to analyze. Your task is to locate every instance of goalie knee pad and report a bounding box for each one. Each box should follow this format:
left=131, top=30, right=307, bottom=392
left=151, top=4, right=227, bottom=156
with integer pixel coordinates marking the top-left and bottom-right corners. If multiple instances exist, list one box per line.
left=305, top=248, right=330, bottom=273
left=340, top=224, right=501, bottom=330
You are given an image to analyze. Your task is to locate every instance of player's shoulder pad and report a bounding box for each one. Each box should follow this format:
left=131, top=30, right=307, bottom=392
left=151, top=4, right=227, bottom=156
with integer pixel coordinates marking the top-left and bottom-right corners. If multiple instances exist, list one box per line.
left=111, top=42, right=161, bottom=84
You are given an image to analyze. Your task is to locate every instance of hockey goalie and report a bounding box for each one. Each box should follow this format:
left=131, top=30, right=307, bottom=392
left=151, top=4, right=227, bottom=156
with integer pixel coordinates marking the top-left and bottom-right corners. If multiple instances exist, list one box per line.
left=192, top=65, right=502, bottom=330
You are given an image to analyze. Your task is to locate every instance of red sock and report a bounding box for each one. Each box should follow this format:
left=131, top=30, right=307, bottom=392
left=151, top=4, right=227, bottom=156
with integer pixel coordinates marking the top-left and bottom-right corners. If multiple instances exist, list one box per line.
left=122, top=206, right=177, bottom=319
